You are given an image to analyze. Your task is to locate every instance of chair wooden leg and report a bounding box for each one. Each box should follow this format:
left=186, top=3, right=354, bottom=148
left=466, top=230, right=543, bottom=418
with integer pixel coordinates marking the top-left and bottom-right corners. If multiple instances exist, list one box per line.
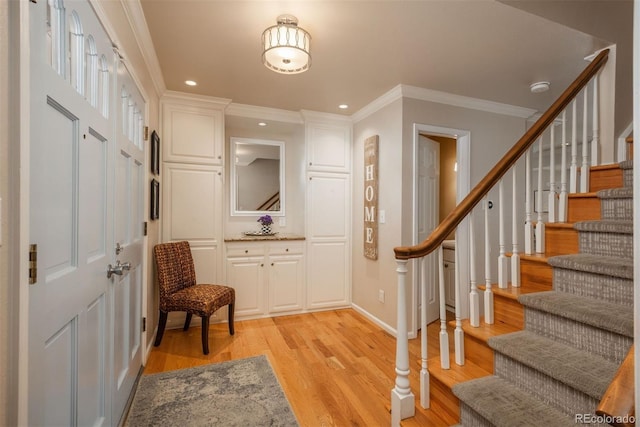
left=183, top=313, right=192, bottom=331
left=228, top=303, right=235, bottom=336
left=201, top=316, right=210, bottom=355
left=155, top=311, right=168, bottom=347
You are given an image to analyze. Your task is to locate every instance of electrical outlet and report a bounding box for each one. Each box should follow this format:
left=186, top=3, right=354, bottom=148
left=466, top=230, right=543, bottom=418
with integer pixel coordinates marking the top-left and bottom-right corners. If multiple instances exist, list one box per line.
left=378, top=289, right=385, bottom=303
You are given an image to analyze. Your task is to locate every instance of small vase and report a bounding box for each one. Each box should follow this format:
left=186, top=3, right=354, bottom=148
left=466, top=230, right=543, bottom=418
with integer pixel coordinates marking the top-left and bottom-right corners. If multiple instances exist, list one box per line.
left=261, top=224, right=272, bottom=235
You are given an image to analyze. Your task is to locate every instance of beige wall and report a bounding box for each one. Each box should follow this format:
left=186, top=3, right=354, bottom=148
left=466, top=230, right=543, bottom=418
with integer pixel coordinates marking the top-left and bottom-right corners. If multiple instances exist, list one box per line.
left=352, top=96, right=527, bottom=330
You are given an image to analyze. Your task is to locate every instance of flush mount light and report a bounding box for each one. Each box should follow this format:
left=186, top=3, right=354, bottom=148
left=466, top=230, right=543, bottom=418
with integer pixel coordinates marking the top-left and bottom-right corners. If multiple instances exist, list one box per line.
left=338, top=104, right=349, bottom=110
left=530, top=81, right=550, bottom=93
left=262, top=15, right=311, bottom=74
left=185, top=80, right=197, bottom=86
left=258, top=122, right=267, bottom=127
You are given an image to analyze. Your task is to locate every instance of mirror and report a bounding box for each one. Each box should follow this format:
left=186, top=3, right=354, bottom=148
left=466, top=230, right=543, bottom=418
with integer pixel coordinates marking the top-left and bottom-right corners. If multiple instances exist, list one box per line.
left=230, top=137, right=285, bottom=216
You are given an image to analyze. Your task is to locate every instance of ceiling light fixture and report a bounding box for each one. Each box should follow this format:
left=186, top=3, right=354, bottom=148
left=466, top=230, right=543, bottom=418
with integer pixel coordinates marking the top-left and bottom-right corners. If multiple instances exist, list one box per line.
left=185, top=80, right=197, bottom=86
left=530, top=81, right=550, bottom=93
left=258, top=122, right=267, bottom=127
left=338, top=104, right=349, bottom=110
left=262, top=15, right=311, bottom=74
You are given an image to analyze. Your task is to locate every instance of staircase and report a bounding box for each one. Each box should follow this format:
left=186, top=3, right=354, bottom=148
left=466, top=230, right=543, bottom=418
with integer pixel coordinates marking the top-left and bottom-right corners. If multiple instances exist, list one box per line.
left=426, top=160, right=634, bottom=426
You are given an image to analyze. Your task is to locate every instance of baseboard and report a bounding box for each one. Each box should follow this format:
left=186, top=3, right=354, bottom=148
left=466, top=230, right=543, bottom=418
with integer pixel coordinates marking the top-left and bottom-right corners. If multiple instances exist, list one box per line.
left=351, top=303, right=398, bottom=337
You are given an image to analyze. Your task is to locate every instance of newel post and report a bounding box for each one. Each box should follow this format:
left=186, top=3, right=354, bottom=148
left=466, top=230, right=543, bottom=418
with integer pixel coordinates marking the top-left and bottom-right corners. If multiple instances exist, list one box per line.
left=391, top=259, right=415, bottom=426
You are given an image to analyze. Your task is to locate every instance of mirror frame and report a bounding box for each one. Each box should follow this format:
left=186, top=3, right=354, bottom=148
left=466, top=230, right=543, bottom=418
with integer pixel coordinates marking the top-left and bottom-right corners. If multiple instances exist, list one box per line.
left=230, top=137, right=285, bottom=217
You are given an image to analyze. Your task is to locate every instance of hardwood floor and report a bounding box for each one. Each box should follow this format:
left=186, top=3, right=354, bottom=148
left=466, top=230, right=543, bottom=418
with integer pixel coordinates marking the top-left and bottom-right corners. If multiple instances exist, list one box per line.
left=144, top=309, right=452, bottom=426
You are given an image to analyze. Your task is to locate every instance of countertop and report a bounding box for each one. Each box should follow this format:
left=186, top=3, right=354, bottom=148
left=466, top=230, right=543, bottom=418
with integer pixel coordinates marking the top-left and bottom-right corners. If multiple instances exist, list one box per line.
left=224, top=233, right=306, bottom=242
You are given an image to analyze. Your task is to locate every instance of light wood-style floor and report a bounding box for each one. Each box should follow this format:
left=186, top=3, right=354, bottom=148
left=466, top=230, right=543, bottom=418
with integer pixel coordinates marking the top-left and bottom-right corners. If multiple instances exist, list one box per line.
left=144, top=309, right=453, bottom=426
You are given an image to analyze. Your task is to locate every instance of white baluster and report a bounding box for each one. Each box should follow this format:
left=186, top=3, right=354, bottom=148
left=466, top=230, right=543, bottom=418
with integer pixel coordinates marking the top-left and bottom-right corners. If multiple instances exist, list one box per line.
left=570, top=100, right=579, bottom=193
left=438, top=247, right=450, bottom=369
left=581, top=89, right=590, bottom=192
left=548, top=125, right=557, bottom=223
left=484, top=198, right=494, bottom=324
left=420, top=256, right=429, bottom=409
left=559, top=111, right=568, bottom=222
left=468, top=213, right=480, bottom=326
left=391, top=259, right=415, bottom=426
left=535, top=137, right=545, bottom=254
left=591, top=76, right=600, bottom=166
left=511, top=168, right=520, bottom=287
left=454, top=230, right=465, bottom=365
left=498, top=179, right=508, bottom=288
left=524, top=149, right=534, bottom=255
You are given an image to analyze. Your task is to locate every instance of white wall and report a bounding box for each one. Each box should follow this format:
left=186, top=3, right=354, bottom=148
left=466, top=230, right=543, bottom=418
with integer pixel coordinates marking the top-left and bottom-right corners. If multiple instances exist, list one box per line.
left=352, top=96, right=527, bottom=330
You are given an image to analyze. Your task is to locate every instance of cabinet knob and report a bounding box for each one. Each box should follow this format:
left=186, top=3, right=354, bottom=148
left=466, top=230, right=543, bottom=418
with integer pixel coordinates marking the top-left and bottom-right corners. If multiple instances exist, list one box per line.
left=444, top=263, right=449, bottom=268
left=286, top=248, right=289, bottom=252
left=309, top=162, right=312, bottom=166
left=218, top=155, right=221, bottom=159
left=260, top=263, right=264, bottom=267
left=271, top=263, right=274, bottom=266
left=245, top=250, right=248, bottom=254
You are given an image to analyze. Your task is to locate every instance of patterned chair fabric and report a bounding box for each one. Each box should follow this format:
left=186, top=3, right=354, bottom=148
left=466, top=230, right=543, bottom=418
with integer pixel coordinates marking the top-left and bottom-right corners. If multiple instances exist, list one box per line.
left=153, top=241, right=235, bottom=354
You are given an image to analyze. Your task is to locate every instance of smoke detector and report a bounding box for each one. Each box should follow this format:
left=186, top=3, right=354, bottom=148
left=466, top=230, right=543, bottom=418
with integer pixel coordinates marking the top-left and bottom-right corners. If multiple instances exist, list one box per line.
left=530, top=81, right=550, bottom=93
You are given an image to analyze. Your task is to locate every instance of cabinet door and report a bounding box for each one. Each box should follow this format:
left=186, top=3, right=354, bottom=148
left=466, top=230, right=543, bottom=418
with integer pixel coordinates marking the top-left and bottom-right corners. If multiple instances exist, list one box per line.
left=162, top=101, right=224, bottom=165
left=306, top=122, right=351, bottom=173
left=307, top=241, right=350, bottom=308
left=226, top=257, right=265, bottom=317
left=268, top=254, right=304, bottom=313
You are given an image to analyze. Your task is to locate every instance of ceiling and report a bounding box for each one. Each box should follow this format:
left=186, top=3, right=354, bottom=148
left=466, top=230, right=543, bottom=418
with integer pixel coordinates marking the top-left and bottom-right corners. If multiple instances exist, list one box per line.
left=139, top=0, right=629, bottom=118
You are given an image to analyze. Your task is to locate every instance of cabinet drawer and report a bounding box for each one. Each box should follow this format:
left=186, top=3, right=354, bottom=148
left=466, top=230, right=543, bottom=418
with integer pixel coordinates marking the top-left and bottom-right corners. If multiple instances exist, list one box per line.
left=226, top=245, right=266, bottom=258
left=268, top=243, right=304, bottom=256
left=443, top=248, right=455, bottom=263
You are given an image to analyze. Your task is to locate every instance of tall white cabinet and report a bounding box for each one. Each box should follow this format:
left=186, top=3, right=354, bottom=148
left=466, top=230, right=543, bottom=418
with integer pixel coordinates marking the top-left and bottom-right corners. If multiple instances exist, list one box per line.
left=304, top=113, right=352, bottom=309
left=160, top=92, right=229, bottom=326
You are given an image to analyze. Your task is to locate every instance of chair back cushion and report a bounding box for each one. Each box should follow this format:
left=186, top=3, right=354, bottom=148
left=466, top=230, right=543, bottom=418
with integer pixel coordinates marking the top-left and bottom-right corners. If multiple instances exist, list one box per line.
left=154, top=241, right=197, bottom=302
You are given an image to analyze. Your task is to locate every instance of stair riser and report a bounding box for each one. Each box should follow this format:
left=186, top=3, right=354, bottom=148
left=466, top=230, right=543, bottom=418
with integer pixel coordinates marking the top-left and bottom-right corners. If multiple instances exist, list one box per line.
left=463, top=334, right=494, bottom=373
left=520, top=259, right=553, bottom=288
left=524, top=309, right=632, bottom=364
left=429, top=376, right=461, bottom=425
left=601, top=197, right=633, bottom=221
left=493, top=296, right=524, bottom=329
left=545, top=227, right=578, bottom=257
left=552, top=268, right=633, bottom=307
left=568, top=196, right=601, bottom=222
left=589, top=167, right=623, bottom=192
left=579, top=231, right=633, bottom=260
left=494, top=354, right=606, bottom=424
left=459, top=402, right=492, bottom=427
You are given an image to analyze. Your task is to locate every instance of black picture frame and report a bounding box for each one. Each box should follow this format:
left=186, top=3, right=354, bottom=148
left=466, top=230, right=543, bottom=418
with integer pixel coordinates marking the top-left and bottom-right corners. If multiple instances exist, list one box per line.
left=151, top=130, right=160, bottom=175
left=150, top=179, right=160, bottom=220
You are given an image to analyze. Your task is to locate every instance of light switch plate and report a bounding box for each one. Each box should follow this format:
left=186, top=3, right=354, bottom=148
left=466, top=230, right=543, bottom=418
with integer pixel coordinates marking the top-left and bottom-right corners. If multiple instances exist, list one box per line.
left=379, top=209, right=386, bottom=224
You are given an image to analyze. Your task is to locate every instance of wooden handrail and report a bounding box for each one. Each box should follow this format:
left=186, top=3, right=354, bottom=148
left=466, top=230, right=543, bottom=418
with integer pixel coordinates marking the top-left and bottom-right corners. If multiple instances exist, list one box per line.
left=256, top=192, right=279, bottom=211
left=394, top=49, right=609, bottom=260
left=596, top=345, right=635, bottom=427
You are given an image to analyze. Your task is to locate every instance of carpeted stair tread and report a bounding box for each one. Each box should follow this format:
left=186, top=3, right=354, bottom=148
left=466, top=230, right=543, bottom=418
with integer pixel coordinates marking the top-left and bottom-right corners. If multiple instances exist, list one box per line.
left=452, top=376, right=579, bottom=427
left=518, top=291, right=633, bottom=337
left=573, top=219, right=633, bottom=234
left=489, top=330, right=619, bottom=400
left=619, top=159, right=633, bottom=170
left=597, top=187, right=633, bottom=199
left=547, top=254, right=633, bottom=280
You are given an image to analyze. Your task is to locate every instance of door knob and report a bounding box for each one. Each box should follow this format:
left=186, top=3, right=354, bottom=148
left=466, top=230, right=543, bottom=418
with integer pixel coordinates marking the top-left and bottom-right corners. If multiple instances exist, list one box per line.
left=107, top=260, right=131, bottom=278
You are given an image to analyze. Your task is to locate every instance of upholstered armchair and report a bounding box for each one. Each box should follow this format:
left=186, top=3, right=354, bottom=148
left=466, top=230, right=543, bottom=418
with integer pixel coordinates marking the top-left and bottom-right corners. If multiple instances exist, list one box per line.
left=153, top=241, right=235, bottom=355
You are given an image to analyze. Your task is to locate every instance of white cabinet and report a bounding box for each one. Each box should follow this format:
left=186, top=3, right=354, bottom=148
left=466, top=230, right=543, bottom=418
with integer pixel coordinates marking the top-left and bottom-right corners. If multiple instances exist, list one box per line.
left=443, top=247, right=456, bottom=310
left=225, top=241, right=304, bottom=318
left=161, top=93, right=227, bottom=165
left=304, top=117, right=351, bottom=173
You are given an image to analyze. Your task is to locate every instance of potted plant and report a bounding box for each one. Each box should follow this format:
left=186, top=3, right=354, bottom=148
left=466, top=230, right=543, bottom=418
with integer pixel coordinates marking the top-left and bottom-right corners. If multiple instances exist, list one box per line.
left=258, top=215, right=273, bottom=235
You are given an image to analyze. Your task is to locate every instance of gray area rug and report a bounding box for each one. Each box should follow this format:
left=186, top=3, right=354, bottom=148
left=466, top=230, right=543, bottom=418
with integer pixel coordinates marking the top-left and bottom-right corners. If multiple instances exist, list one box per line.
left=125, top=355, right=299, bottom=426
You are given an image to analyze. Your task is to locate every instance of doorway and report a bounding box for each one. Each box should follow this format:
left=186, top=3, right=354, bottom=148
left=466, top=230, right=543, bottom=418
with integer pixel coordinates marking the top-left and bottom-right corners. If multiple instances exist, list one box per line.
left=411, top=123, right=470, bottom=338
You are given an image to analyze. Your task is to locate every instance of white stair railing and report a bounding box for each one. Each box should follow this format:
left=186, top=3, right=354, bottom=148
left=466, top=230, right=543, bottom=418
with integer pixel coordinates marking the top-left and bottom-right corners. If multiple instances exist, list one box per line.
left=391, top=50, right=609, bottom=425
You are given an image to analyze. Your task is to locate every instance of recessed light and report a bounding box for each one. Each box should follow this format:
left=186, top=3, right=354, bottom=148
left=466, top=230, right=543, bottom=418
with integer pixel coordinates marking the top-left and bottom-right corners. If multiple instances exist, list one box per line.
left=185, top=80, right=197, bottom=86
left=338, top=104, right=349, bottom=110
left=258, top=122, right=267, bottom=127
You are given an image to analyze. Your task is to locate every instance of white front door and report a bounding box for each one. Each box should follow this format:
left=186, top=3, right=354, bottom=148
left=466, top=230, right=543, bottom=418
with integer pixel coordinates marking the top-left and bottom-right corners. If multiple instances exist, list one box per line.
left=417, top=135, right=440, bottom=325
left=27, top=1, right=143, bottom=425
left=111, top=60, right=145, bottom=423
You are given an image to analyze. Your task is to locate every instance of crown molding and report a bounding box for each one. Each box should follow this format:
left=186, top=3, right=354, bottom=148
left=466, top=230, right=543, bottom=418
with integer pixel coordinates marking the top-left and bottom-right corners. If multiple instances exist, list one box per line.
left=226, top=103, right=304, bottom=124
left=352, top=83, right=538, bottom=123
left=400, top=84, right=537, bottom=118
left=120, top=0, right=166, bottom=98
left=300, top=109, right=353, bottom=124
left=161, top=90, right=231, bottom=108
left=351, top=85, right=404, bottom=123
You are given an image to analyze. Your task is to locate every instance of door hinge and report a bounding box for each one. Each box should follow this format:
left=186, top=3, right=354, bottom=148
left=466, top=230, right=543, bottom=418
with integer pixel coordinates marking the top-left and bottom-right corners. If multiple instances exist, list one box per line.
left=143, top=221, right=147, bottom=236
left=29, top=244, right=37, bottom=284
left=142, top=317, right=146, bottom=332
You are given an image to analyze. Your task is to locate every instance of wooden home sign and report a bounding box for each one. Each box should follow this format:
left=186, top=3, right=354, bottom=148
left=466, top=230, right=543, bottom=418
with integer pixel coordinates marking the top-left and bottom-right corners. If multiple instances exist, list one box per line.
left=364, top=135, right=379, bottom=260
